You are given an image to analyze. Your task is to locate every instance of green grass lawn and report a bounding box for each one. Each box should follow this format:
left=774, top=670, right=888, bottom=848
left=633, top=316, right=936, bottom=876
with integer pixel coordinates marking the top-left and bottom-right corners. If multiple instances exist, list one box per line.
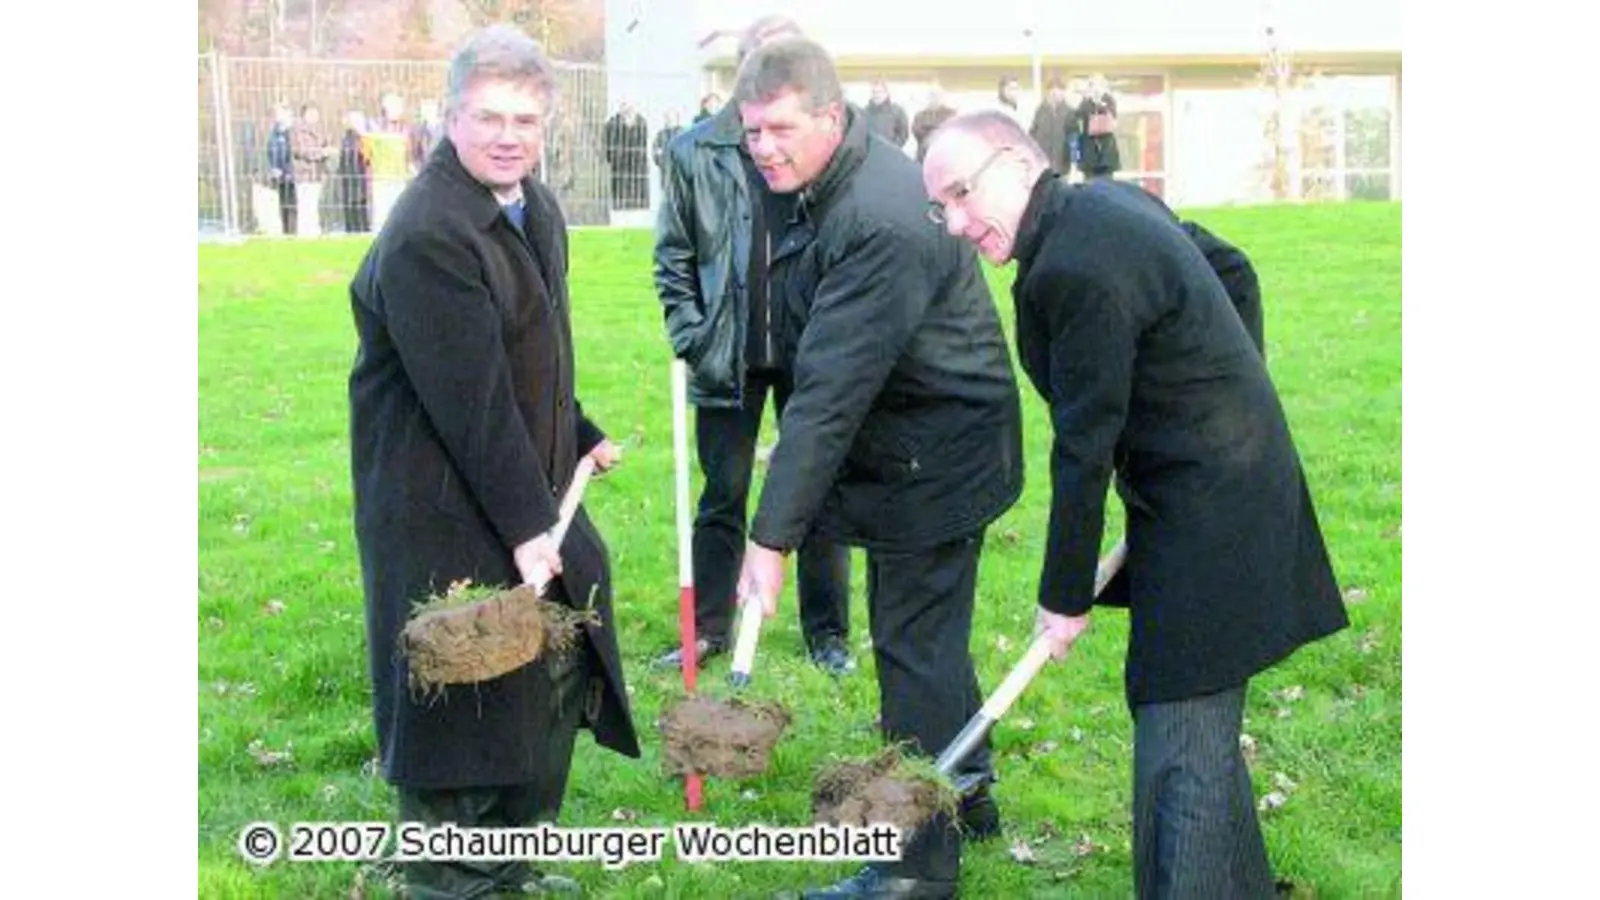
left=198, top=201, right=1401, bottom=899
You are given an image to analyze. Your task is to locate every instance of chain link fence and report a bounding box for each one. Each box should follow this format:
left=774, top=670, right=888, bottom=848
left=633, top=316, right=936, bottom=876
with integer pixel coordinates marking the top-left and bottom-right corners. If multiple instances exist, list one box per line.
left=198, top=50, right=695, bottom=238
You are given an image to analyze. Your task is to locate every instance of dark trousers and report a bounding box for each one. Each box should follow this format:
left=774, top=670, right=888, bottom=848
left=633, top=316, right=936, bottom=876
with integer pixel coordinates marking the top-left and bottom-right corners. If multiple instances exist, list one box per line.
left=343, top=175, right=370, bottom=234
left=1132, top=684, right=1276, bottom=900
left=865, top=531, right=991, bottom=884
left=396, top=641, right=592, bottom=899
left=277, top=180, right=297, bottom=236
left=692, top=369, right=850, bottom=650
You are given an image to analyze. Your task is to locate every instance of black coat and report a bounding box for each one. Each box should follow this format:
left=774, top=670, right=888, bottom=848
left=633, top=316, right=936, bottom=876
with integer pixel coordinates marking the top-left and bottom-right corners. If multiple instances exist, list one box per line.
left=653, top=104, right=757, bottom=407
left=603, top=112, right=649, bottom=209
left=1101, top=178, right=1266, bottom=357
left=1076, top=93, right=1121, bottom=175
left=347, top=139, right=640, bottom=789
left=749, top=107, right=1024, bottom=553
left=863, top=99, right=909, bottom=150
left=1010, top=174, right=1347, bottom=707
left=1029, top=100, right=1076, bottom=173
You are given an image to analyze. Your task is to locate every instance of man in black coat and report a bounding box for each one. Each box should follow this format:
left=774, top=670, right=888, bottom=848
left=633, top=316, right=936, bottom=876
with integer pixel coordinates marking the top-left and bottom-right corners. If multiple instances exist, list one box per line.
left=346, top=24, right=640, bottom=899
left=922, top=112, right=1348, bottom=898
left=603, top=102, right=649, bottom=210
left=732, top=39, right=1025, bottom=899
left=862, top=79, right=909, bottom=152
left=1028, top=78, right=1075, bottom=176
left=652, top=14, right=855, bottom=676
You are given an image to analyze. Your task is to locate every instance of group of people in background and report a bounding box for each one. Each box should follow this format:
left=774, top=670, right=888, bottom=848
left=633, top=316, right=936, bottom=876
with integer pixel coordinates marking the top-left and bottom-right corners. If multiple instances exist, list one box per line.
left=252, top=91, right=444, bottom=237
left=867, top=73, right=1123, bottom=178
left=650, top=73, right=1124, bottom=200
left=240, top=73, right=1122, bottom=238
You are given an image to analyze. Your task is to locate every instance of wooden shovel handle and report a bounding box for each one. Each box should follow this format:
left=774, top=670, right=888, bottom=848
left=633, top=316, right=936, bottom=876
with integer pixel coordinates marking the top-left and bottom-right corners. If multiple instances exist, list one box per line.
left=729, top=588, right=766, bottom=687
left=527, top=456, right=598, bottom=594
left=983, top=540, right=1127, bottom=719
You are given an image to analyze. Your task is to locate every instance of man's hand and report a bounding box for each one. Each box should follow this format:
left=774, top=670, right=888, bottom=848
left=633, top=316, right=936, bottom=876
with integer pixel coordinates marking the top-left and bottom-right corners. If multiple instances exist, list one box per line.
left=513, top=532, right=563, bottom=586
left=587, top=438, right=623, bottom=473
left=1036, top=607, right=1092, bottom=660
left=736, top=542, right=786, bottom=618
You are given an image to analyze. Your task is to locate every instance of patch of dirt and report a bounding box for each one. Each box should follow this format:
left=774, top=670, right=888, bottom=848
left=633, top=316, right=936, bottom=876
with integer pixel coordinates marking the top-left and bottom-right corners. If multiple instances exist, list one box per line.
left=400, top=583, right=592, bottom=694
left=658, top=694, right=790, bottom=779
left=812, top=746, right=956, bottom=834
left=199, top=467, right=248, bottom=482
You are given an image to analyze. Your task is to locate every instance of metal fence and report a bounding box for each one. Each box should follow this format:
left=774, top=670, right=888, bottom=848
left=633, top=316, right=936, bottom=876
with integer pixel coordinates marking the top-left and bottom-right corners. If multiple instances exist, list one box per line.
left=198, top=50, right=697, bottom=237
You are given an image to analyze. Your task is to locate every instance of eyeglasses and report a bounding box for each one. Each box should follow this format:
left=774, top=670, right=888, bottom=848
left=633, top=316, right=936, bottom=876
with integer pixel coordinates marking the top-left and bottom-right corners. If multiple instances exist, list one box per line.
left=927, top=146, right=1012, bottom=225
left=463, top=109, right=545, bottom=140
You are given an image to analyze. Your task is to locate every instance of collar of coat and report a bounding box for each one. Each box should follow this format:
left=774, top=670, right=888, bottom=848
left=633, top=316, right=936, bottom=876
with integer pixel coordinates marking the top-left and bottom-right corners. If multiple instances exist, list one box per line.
left=1012, top=167, right=1069, bottom=271
left=796, top=103, right=869, bottom=218
left=425, top=137, right=540, bottom=231
left=692, top=100, right=745, bottom=148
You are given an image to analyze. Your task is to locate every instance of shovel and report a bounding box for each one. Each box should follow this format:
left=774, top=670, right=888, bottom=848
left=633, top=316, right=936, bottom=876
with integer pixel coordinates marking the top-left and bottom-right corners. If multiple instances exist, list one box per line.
left=934, top=540, right=1129, bottom=793
left=669, top=358, right=705, bottom=811
left=657, top=575, right=791, bottom=782
left=728, top=584, right=767, bottom=689
left=399, top=457, right=599, bottom=691
left=658, top=361, right=789, bottom=792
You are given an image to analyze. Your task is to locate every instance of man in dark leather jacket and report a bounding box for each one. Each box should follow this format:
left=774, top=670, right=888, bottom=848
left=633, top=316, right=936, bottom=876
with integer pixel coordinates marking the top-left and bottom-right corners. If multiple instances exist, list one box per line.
left=731, top=38, right=1025, bottom=900
left=652, top=15, right=855, bottom=675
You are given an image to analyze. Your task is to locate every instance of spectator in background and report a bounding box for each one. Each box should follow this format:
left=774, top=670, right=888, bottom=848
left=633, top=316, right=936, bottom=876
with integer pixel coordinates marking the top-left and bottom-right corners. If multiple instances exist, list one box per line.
left=603, top=102, right=650, bottom=210
left=863, top=78, right=909, bottom=152
left=911, top=87, right=958, bottom=162
left=1065, top=78, right=1088, bottom=181
left=651, top=111, right=684, bottom=193
left=1029, top=77, right=1074, bottom=176
left=1077, top=73, right=1122, bottom=178
left=290, top=103, right=335, bottom=237
left=366, top=91, right=411, bottom=230
left=408, top=98, right=444, bottom=173
left=997, top=74, right=1026, bottom=127
left=694, top=92, right=721, bottom=124
left=338, top=109, right=372, bottom=234
left=266, top=103, right=296, bottom=236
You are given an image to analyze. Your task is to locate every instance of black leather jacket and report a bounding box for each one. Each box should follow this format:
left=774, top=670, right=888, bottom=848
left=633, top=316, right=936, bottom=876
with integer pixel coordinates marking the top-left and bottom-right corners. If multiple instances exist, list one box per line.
left=653, top=103, right=758, bottom=407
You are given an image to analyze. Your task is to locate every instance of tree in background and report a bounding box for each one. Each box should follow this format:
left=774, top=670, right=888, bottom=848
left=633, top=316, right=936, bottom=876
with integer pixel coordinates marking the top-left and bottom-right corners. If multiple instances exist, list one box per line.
left=199, top=0, right=604, bottom=62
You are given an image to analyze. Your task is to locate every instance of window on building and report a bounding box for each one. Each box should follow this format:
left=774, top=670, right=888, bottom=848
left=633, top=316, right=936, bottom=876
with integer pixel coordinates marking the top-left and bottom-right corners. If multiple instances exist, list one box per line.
left=1297, top=75, right=1396, bottom=201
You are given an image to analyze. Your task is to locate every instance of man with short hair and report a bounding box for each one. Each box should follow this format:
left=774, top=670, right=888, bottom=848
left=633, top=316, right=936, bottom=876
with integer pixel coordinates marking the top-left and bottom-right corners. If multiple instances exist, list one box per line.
left=732, top=38, right=1024, bottom=899
left=863, top=79, right=909, bottom=152
left=1028, top=77, right=1074, bottom=175
left=653, top=15, right=856, bottom=677
left=347, top=24, right=641, bottom=898
left=910, top=87, right=957, bottom=162
left=921, top=111, right=1348, bottom=899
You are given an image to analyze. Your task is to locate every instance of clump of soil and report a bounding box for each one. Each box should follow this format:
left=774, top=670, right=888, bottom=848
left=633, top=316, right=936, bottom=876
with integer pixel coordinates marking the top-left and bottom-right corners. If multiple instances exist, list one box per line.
left=658, top=694, right=791, bottom=779
left=812, top=746, right=959, bottom=833
left=401, top=580, right=594, bottom=694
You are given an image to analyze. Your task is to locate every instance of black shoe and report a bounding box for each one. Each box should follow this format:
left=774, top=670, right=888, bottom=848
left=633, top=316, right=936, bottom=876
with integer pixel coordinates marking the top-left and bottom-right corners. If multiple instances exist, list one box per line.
left=650, top=636, right=727, bottom=670
left=958, top=787, right=1001, bottom=841
left=808, top=635, right=857, bottom=677
left=802, top=866, right=956, bottom=899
